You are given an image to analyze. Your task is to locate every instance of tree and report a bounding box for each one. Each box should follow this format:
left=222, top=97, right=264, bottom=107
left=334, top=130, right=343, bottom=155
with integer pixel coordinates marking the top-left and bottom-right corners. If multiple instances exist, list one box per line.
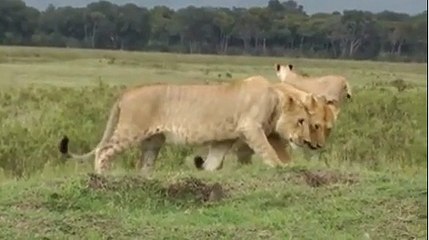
left=232, top=8, right=260, bottom=53
left=0, top=0, right=425, bottom=62
left=212, top=8, right=234, bottom=53
left=149, top=6, right=175, bottom=47
left=115, top=4, right=151, bottom=50
left=330, top=10, right=380, bottom=58
left=85, top=1, right=118, bottom=48
left=0, top=0, right=40, bottom=44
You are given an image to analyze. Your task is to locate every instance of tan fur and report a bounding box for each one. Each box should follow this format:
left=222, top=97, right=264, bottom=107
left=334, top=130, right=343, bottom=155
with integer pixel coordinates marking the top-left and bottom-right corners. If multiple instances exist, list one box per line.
left=60, top=78, right=315, bottom=174
left=272, top=82, right=338, bottom=148
left=195, top=78, right=339, bottom=168
left=275, top=63, right=352, bottom=105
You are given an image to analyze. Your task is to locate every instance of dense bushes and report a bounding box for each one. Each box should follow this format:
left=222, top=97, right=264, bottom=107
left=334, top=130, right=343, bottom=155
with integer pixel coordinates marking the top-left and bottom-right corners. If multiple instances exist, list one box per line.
left=0, top=82, right=426, bottom=178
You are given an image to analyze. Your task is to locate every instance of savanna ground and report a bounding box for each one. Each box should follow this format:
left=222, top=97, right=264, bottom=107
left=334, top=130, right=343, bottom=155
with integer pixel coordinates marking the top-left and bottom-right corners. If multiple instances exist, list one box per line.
left=0, top=46, right=427, bottom=239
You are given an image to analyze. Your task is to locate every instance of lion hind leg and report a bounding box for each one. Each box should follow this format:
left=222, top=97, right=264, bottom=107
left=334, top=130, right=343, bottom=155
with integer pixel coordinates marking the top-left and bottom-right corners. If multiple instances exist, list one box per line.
left=138, top=134, right=165, bottom=177
left=94, top=129, right=145, bottom=174
left=191, top=146, right=210, bottom=169
left=200, top=141, right=233, bottom=171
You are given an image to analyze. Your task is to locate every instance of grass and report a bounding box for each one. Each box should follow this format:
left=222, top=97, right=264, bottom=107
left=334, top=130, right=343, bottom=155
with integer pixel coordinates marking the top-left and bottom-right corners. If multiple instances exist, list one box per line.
left=0, top=46, right=427, bottom=239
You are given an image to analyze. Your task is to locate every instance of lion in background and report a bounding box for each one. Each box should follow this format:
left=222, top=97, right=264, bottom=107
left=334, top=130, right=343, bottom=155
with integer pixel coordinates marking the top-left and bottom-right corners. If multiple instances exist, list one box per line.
left=59, top=78, right=319, bottom=174
left=275, top=63, right=352, bottom=107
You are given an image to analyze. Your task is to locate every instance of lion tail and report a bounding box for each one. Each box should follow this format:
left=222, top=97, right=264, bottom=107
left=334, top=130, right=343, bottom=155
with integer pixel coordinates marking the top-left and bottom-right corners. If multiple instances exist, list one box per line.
left=59, top=101, right=121, bottom=160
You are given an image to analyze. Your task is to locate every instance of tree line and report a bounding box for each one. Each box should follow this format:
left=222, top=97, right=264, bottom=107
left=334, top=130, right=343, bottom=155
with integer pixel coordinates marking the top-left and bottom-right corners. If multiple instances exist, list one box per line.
left=1, top=0, right=427, bottom=62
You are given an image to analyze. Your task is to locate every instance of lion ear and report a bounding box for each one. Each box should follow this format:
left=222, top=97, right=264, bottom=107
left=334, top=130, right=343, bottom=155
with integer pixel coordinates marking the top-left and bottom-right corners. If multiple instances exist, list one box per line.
left=304, top=94, right=317, bottom=109
left=327, top=99, right=339, bottom=108
left=318, top=95, right=328, bottom=104
left=287, top=96, right=296, bottom=108
left=326, top=104, right=340, bottom=121
left=274, top=63, right=281, bottom=72
left=310, top=94, right=317, bottom=108
left=288, top=64, right=293, bottom=70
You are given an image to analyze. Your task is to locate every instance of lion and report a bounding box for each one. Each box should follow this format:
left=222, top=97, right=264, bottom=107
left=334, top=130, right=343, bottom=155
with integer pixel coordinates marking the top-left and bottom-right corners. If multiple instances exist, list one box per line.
left=192, top=78, right=340, bottom=169
left=273, top=81, right=339, bottom=145
left=59, top=78, right=317, bottom=175
left=275, top=63, right=352, bottom=106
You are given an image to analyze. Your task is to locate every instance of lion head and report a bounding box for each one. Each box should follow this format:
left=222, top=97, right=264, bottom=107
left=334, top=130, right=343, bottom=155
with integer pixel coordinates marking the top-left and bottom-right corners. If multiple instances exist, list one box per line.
left=303, top=95, right=340, bottom=149
left=274, top=63, right=294, bottom=82
left=274, top=93, right=314, bottom=149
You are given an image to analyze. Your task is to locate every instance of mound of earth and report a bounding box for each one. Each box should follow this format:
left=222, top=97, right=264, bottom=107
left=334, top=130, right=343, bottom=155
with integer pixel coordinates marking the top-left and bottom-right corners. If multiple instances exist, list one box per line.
left=166, top=177, right=226, bottom=203
left=292, top=169, right=358, bottom=187
left=85, top=173, right=227, bottom=204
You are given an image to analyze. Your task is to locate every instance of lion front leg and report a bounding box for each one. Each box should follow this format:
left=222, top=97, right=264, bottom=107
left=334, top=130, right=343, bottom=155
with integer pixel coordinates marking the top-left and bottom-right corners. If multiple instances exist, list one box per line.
left=234, top=135, right=290, bottom=167
left=241, top=127, right=284, bottom=168
left=267, top=135, right=291, bottom=165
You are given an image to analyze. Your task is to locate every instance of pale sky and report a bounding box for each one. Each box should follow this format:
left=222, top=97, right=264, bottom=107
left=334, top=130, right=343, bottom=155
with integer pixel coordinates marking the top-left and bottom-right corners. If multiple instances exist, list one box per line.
left=24, top=0, right=427, bottom=15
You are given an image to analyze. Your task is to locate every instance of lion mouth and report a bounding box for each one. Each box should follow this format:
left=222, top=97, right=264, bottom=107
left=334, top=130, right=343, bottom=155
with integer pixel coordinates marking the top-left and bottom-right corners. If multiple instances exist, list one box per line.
left=304, top=141, right=318, bottom=150
left=307, top=144, right=318, bottom=150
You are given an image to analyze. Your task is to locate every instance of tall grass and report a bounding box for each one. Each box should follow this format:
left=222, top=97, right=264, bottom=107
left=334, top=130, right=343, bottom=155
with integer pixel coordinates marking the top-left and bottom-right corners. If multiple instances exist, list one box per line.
left=0, top=80, right=425, bottom=178
left=0, top=47, right=426, bottom=239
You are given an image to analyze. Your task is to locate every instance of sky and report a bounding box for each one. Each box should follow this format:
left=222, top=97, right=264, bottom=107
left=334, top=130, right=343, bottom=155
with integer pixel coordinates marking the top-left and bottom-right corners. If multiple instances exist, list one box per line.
left=23, top=0, right=428, bottom=15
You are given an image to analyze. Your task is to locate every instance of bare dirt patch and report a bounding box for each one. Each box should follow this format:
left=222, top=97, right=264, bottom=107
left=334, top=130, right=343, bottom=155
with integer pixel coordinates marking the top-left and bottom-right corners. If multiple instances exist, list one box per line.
left=166, top=177, right=227, bottom=203
left=290, top=169, right=359, bottom=187
left=85, top=174, right=227, bottom=204
left=85, top=173, right=163, bottom=191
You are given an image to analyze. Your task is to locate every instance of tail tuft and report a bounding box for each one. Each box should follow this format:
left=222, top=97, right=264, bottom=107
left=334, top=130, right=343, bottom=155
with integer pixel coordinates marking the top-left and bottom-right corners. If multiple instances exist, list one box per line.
left=59, top=135, right=69, bottom=155
left=193, top=156, right=204, bottom=170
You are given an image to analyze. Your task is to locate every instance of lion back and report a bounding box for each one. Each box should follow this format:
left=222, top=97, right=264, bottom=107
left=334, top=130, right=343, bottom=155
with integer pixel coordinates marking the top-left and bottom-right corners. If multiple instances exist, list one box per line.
left=117, top=81, right=280, bottom=144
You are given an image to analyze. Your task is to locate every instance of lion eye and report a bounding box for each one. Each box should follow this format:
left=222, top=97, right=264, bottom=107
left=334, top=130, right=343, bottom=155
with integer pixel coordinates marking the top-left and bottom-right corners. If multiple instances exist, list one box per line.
left=314, top=124, right=320, bottom=130
left=298, top=118, right=305, bottom=125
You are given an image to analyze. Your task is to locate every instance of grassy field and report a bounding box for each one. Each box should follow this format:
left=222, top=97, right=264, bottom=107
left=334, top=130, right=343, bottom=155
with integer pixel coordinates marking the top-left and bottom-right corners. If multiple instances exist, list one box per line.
left=0, top=46, right=427, bottom=239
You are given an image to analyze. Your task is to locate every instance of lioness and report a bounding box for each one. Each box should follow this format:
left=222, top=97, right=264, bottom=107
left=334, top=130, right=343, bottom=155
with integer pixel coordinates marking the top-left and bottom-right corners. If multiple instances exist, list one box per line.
left=273, top=81, right=339, bottom=145
left=192, top=77, right=339, bottom=168
left=275, top=63, right=352, bottom=105
left=59, top=79, right=315, bottom=174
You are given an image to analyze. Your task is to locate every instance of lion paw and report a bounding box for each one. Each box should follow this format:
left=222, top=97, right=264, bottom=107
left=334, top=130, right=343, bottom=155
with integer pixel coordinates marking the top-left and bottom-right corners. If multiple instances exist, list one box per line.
left=262, top=160, right=278, bottom=168
left=278, top=162, right=289, bottom=168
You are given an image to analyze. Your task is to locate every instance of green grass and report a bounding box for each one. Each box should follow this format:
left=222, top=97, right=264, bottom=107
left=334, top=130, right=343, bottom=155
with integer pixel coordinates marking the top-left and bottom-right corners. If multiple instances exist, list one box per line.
left=0, top=166, right=426, bottom=239
left=0, top=46, right=425, bottom=87
left=0, top=46, right=426, bottom=239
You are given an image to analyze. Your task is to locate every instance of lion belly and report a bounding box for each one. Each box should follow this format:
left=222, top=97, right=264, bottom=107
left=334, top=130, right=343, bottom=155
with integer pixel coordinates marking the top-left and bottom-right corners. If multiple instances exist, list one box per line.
left=161, top=123, right=239, bottom=146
